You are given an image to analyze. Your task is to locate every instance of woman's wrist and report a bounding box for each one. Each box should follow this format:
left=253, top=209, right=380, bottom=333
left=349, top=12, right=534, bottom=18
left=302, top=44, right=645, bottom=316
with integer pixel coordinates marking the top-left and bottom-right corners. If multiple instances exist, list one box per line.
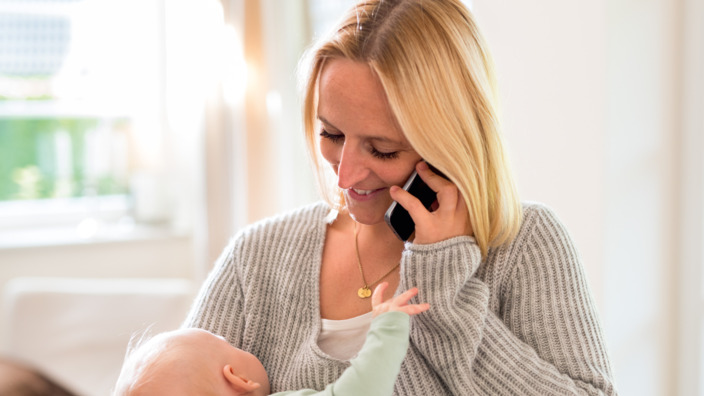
left=404, top=235, right=476, bottom=250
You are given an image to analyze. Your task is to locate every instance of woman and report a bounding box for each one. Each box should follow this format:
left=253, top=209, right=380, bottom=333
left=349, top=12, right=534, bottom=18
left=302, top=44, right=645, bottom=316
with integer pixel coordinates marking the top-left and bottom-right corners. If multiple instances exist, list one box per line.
left=185, top=0, right=617, bottom=394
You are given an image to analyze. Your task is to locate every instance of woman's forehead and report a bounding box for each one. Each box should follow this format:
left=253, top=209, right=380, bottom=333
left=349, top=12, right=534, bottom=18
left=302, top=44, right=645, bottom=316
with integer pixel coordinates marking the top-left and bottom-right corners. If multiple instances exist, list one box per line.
left=318, top=59, right=405, bottom=140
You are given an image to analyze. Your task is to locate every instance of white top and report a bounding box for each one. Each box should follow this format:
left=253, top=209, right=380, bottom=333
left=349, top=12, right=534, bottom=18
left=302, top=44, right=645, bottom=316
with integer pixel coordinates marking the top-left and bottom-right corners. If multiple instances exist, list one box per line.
left=317, top=311, right=373, bottom=360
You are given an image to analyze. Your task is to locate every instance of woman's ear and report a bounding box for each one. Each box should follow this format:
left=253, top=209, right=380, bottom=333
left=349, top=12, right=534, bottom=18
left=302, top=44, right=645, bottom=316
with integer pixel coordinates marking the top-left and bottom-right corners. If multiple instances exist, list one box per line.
left=223, top=365, right=261, bottom=394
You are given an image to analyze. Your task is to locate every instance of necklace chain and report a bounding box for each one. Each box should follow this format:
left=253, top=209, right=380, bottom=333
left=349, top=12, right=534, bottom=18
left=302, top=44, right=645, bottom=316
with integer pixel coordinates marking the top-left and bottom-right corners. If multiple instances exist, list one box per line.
left=353, top=222, right=400, bottom=299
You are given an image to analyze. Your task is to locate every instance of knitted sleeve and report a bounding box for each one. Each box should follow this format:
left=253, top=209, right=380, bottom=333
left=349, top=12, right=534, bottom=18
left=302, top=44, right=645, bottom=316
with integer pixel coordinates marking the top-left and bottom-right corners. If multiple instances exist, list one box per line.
left=399, top=206, right=617, bottom=395
left=398, top=236, right=489, bottom=394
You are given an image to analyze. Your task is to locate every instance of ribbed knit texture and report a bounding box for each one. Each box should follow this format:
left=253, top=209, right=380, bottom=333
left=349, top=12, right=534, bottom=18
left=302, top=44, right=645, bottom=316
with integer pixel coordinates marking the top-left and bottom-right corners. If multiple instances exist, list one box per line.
left=184, top=201, right=617, bottom=395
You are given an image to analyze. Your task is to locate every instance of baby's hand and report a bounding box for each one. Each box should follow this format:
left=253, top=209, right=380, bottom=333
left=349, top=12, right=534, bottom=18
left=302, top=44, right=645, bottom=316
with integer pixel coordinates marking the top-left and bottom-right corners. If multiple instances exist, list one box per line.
left=371, top=282, right=430, bottom=318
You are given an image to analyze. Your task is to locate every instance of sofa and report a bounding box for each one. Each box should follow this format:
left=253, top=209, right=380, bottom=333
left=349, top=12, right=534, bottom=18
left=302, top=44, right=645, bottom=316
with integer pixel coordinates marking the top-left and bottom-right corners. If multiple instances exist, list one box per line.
left=0, top=277, right=194, bottom=396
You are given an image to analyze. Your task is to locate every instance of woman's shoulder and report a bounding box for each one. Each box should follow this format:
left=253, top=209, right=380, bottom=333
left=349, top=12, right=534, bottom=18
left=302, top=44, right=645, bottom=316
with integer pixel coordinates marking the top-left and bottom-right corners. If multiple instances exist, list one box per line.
left=517, top=201, right=572, bottom=243
left=493, top=201, right=575, bottom=257
left=215, top=201, right=330, bottom=269
left=233, top=201, right=330, bottom=244
left=519, top=200, right=561, bottom=225
left=480, top=201, right=578, bottom=290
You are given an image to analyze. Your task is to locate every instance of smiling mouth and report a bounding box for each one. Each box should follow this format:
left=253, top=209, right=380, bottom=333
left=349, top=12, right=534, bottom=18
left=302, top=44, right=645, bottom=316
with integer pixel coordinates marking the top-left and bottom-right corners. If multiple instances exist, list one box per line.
left=352, top=188, right=375, bottom=195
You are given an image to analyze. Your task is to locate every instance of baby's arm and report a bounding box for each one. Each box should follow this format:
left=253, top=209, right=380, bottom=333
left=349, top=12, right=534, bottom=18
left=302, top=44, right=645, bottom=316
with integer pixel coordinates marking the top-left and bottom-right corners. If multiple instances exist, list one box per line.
left=270, top=283, right=429, bottom=396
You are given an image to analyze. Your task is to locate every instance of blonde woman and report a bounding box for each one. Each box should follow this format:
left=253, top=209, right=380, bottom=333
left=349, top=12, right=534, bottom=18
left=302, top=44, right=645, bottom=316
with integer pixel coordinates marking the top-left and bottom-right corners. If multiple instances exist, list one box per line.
left=185, top=0, right=617, bottom=394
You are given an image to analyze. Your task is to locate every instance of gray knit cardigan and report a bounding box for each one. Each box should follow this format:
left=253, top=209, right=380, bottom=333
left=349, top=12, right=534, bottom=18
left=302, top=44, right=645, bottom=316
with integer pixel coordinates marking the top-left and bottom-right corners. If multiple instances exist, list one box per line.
left=184, top=201, right=617, bottom=395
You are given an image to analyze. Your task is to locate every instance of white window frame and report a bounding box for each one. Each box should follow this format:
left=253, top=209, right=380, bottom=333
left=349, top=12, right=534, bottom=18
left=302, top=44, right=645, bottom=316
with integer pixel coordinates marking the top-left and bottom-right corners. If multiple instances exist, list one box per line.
left=0, top=0, right=171, bottom=242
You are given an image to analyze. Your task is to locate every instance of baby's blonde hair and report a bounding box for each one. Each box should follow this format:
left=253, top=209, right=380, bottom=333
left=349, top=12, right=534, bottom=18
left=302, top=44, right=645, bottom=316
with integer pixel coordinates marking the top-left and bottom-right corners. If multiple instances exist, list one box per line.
left=112, top=330, right=208, bottom=396
left=112, top=329, right=165, bottom=396
left=301, top=0, right=522, bottom=256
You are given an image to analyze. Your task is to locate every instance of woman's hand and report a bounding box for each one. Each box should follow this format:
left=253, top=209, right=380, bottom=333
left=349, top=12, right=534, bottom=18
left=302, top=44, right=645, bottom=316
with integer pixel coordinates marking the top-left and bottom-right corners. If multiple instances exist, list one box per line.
left=389, top=161, right=473, bottom=244
left=371, top=282, right=430, bottom=318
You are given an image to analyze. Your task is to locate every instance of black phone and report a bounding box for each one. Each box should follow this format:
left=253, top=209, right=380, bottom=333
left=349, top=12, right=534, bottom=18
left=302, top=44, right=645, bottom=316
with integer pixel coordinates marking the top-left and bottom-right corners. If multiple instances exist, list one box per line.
left=384, top=165, right=445, bottom=241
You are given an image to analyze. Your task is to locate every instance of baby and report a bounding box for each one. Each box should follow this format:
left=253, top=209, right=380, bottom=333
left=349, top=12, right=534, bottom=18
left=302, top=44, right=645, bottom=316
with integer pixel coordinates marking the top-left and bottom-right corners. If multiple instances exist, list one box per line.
left=114, top=282, right=429, bottom=396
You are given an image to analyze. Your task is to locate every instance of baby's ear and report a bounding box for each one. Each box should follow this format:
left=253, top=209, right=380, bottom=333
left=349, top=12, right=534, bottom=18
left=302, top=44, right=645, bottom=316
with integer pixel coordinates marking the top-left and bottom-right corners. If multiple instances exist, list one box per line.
left=223, top=365, right=261, bottom=393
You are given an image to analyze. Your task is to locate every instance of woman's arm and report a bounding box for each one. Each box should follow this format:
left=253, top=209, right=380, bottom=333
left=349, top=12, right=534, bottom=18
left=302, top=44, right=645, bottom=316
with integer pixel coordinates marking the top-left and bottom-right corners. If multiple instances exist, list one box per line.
left=400, top=207, right=616, bottom=395
left=182, top=237, right=246, bottom=346
left=470, top=206, right=616, bottom=395
left=398, top=236, right=488, bottom=394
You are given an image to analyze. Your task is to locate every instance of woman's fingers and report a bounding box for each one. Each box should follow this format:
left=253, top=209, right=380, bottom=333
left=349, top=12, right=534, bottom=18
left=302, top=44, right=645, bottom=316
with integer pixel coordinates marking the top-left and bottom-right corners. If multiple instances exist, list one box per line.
left=389, top=161, right=471, bottom=244
left=415, top=162, right=458, bottom=212
left=389, top=185, right=429, bottom=221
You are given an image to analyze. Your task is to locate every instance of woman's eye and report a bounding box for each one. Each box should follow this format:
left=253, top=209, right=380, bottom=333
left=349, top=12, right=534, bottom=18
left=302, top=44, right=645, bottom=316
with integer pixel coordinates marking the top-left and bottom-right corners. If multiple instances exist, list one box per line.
left=320, top=130, right=344, bottom=143
left=371, top=148, right=399, bottom=160
left=320, top=129, right=398, bottom=160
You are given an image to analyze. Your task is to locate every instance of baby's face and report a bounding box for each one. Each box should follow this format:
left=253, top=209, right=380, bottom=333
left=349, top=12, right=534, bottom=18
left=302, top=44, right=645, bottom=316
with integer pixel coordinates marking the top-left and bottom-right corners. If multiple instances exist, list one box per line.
left=128, top=329, right=270, bottom=396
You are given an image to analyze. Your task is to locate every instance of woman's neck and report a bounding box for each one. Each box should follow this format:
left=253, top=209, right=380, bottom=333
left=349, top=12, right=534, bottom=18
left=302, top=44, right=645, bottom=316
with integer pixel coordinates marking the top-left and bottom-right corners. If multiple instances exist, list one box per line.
left=334, top=210, right=405, bottom=250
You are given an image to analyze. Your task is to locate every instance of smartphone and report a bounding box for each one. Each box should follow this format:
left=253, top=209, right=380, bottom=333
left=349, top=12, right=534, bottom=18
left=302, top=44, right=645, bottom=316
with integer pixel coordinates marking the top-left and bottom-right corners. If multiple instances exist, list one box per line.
left=384, top=165, right=446, bottom=241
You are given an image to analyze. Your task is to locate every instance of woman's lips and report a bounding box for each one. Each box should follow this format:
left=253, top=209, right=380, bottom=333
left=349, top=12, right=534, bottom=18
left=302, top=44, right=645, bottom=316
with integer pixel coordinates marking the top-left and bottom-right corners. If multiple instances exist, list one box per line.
left=346, top=187, right=386, bottom=201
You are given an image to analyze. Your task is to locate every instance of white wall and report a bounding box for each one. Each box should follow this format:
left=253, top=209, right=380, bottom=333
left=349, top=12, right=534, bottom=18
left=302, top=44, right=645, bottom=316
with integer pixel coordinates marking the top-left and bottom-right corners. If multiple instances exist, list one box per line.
left=473, top=1, right=607, bottom=301
left=474, top=0, right=694, bottom=395
left=602, top=0, right=680, bottom=394
left=675, top=0, right=704, bottom=394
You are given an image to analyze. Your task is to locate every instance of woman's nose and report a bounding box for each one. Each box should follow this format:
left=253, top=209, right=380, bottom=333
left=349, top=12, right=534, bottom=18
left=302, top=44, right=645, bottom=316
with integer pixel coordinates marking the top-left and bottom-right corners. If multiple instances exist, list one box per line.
left=336, top=145, right=370, bottom=189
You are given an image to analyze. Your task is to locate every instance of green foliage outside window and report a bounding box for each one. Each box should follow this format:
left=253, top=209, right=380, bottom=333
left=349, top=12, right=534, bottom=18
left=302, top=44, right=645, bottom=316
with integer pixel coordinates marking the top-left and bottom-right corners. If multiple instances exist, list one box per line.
left=0, top=118, right=128, bottom=201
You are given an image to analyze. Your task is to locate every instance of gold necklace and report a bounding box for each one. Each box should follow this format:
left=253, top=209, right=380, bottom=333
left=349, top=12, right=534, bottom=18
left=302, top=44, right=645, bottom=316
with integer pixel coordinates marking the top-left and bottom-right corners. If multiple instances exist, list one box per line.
left=354, top=222, right=401, bottom=299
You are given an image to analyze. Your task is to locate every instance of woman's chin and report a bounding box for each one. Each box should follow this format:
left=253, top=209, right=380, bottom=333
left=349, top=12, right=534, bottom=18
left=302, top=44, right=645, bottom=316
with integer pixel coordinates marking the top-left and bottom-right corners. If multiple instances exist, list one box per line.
left=346, top=205, right=390, bottom=227
left=349, top=213, right=383, bottom=226
left=342, top=190, right=394, bottom=225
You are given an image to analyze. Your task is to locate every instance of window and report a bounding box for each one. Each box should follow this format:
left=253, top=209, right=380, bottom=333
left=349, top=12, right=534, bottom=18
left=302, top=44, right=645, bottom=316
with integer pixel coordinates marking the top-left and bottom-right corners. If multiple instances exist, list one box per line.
left=0, top=0, right=166, bottom=232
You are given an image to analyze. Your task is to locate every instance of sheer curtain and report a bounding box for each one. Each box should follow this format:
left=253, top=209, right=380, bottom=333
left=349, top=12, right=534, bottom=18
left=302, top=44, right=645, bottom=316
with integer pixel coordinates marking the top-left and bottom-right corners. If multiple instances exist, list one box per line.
left=193, top=0, right=318, bottom=277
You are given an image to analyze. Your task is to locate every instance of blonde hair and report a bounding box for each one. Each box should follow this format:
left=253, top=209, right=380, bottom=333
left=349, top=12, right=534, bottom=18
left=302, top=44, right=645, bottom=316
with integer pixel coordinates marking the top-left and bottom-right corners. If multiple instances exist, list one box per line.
left=112, top=328, right=167, bottom=396
left=301, top=0, right=522, bottom=257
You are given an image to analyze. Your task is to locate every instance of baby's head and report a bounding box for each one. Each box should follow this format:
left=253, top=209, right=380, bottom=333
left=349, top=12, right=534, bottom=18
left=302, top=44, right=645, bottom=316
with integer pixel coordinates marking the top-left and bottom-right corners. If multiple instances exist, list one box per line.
left=114, top=328, right=270, bottom=396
